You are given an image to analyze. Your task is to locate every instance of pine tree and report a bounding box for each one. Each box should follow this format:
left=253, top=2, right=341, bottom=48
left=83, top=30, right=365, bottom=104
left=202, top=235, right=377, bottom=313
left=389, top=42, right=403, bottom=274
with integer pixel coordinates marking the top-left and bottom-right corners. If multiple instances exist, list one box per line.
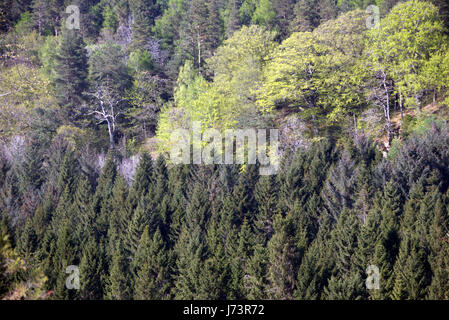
left=134, top=227, right=173, bottom=300
left=72, top=175, right=93, bottom=242
left=52, top=220, right=78, bottom=300
left=125, top=198, right=150, bottom=259
left=289, top=0, right=320, bottom=33
left=91, top=155, right=117, bottom=238
left=229, top=218, right=255, bottom=299
left=107, top=174, right=131, bottom=256
left=79, top=237, right=106, bottom=300
left=174, top=184, right=210, bottom=299
left=129, top=151, right=153, bottom=209
left=323, top=272, right=363, bottom=300
left=254, top=175, right=278, bottom=244
left=244, top=244, right=269, bottom=299
left=324, top=208, right=363, bottom=299
left=105, top=240, right=131, bottom=300
left=226, top=0, right=242, bottom=38
left=294, top=242, right=321, bottom=300
left=322, top=150, right=357, bottom=223
left=427, top=193, right=449, bottom=299
left=232, top=163, right=259, bottom=225
left=174, top=226, right=206, bottom=299
left=56, top=151, right=78, bottom=197
left=53, top=28, right=89, bottom=118
left=16, top=142, right=44, bottom=194
left=391, top=235, right=430, bottom=300
left=130, top=0, right=161, bottom=50
left=266, top=214, right=303, bottom=299
left=372, top=181, right=402, bottom=299
left=17, top=219, right=37, bottom=260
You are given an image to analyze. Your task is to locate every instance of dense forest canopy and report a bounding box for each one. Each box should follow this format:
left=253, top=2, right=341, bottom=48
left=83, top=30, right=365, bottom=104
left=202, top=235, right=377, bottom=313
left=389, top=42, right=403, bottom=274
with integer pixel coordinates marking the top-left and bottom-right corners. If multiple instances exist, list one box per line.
left=1, top=0, right=449, bottom=300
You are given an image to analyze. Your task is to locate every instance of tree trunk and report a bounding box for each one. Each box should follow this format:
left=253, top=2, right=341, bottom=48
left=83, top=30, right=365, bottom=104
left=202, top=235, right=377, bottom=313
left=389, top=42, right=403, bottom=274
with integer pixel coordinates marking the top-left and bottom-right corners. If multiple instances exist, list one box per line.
left=107, top=119, right=114, bottom=149
left=382, top=73, right=392, bottom=144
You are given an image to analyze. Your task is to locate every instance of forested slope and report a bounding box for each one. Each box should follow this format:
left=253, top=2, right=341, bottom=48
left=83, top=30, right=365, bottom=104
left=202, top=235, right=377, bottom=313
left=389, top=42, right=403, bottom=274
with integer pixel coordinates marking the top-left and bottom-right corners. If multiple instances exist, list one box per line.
left=1, top=0, right=449, bottom=299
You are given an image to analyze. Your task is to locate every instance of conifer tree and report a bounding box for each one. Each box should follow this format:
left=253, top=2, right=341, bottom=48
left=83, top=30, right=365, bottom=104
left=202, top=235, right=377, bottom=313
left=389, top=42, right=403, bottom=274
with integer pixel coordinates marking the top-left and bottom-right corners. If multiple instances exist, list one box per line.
left=427, top=193, right=449, bottom=299
left=105, top=240, right=131, bottom=300
left=53, top=220, right=78, bottom=300
left=229, top=218, right=255, bottom=299
left=72, top=175, right=93, bottom=242
left=91, top=155, right=117, bottom=237
left=244, top=244, right=269, bottom=299
left=232, top=163, right=259, bottom=225
left=79, top=237, right=106, bottom=300
left=372, top=181, right=402, bottom=299
left=17, top=219, right=37, bottom=260
left=107, top=174, right=131, bottom=255
left=53, top=28, right=89, bottom=119
left=391, top=234, right=430, bottom=300
left=125, top=198, right=151, bottom=259
left=174, top=184, right=210, bottom=299
left=254, top=175, right=279, bottom=244
left=134, top=227, right=173, bottom=300
left=129, top=151, right=153, bottom=209
left=130, top=0, right=161, bottom=50
left=266, top=214, right=303, bottom=299
left=289, top=0, right=320, bottom=33
left=322, top=150, right=357, bottom=223
left=294, top=242, right=322, bottom=300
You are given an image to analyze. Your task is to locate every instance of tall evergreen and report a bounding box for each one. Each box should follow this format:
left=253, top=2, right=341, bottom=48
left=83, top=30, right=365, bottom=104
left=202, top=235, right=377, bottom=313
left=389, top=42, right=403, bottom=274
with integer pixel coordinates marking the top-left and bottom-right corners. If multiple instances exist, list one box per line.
left=105, top=240, right=131, bottom=300
left=134, top=227, right=173, bottom=300
left=53, top=28, right=89, bottom=119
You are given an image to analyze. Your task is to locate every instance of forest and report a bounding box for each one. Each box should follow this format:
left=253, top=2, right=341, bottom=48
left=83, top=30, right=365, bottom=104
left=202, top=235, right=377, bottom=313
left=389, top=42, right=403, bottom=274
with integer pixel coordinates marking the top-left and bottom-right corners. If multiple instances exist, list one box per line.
left=1, top=0, right=449, bottom=300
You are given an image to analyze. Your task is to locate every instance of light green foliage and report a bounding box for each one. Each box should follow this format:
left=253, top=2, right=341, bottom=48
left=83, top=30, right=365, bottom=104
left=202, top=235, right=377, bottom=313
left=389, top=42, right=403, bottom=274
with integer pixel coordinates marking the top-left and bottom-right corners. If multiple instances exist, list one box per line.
left=0, top=65, right=56, bottom=140
left=156, top=60, right=238, bottom=154
left=252, top=0, right=276, bottom=28
left=367, top=0, right=447, bottom=109
left=208, top=25, right=277, bottom=114
left=257, top=10, right=368, bottom=124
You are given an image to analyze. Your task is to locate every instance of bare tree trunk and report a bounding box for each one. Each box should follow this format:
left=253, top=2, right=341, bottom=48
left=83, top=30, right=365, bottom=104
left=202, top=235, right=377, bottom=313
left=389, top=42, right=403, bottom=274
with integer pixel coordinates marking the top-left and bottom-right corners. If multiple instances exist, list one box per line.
left=107, top=118, right=114, bottom=150
left=382, top=72, right=392, bottom=144
left=197, top=33, right=202, bottom=75
left=353, top=113, right=358, bottom=140
left=415, top=92, right=422, bottom=113
left=400, top=92, right=403, bottom=127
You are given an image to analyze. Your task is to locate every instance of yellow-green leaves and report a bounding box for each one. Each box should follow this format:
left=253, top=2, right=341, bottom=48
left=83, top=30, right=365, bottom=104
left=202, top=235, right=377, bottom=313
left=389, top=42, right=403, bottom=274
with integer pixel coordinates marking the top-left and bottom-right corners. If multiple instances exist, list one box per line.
left=257, top=10, right=368, bottom=123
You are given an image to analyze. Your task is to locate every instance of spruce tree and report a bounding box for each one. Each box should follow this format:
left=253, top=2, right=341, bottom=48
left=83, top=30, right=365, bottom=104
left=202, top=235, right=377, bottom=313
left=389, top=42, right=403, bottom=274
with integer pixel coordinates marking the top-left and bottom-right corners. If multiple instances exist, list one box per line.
left=130, top=0, right=161, bottom=50
left=79, top=237, right=106, bottom=300
left=105, top=240, right=131, bottom=300
left=229, top=218, right=255, bottom=299
left=129, top=151, right=153, bottom=209
left=427, top=195, right=449, bottom=299
left=391, top=234, right=430, bottom=300
left=134, top=227, right=173, bottom=300
left=174, top=184, right=210, bottom=299
left=266, top=214, right=303, bottom=299
left=53, top=28, right=89, bottom=119
left=254, top=175, right=279, bottom=244
left=107, top=174, right=131, bottom=255
left=244, top=244, right=269, bottom=299
left=125, top=198, right=150, bottom=259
